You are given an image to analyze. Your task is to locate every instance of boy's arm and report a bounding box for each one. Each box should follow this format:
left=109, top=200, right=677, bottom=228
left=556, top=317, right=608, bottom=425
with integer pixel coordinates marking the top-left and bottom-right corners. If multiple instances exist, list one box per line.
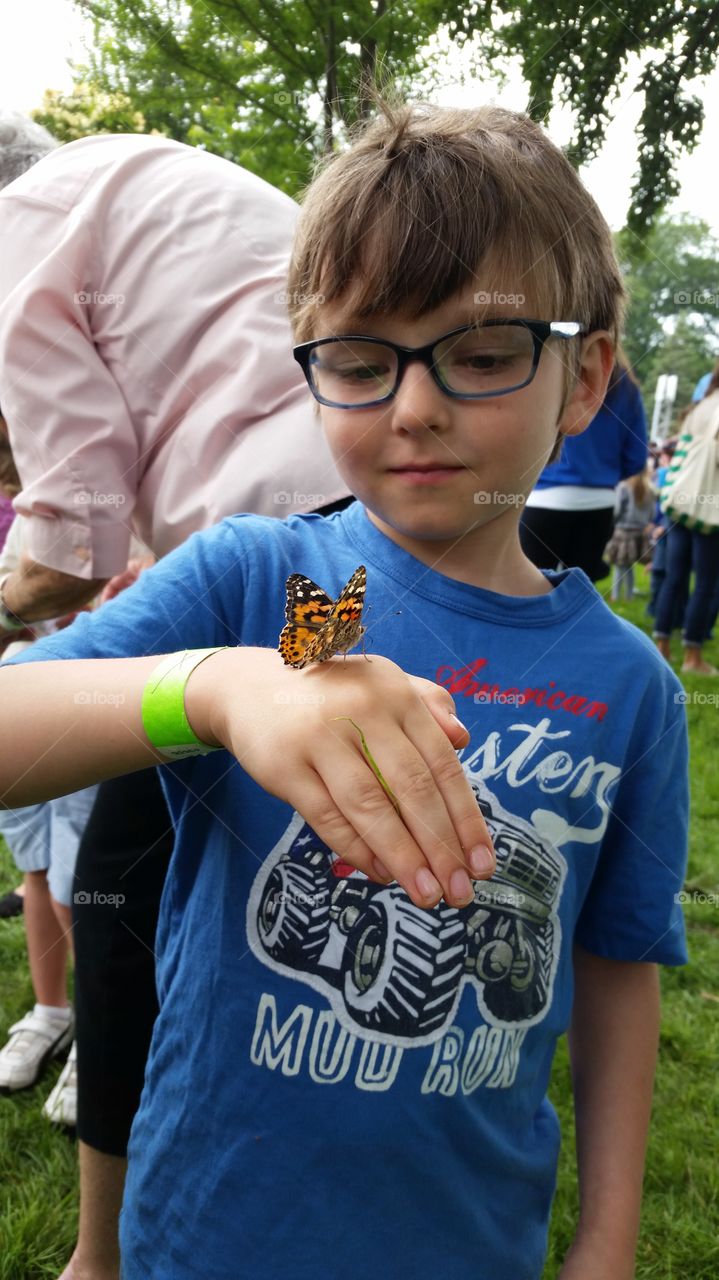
left=558, top=943, right=660, bottom=1280
left=0, top=655, right=171, bottom=802
left=0, top=649, right=496, bottom=912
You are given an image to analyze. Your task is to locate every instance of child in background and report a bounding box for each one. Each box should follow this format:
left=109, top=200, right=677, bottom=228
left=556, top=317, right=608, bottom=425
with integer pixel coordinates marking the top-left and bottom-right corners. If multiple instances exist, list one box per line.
left=605, top=467, right=656, bottom=601
left=0, top=102, right=688, bottom=1280
left=0, top=431, right=98, bottom=1123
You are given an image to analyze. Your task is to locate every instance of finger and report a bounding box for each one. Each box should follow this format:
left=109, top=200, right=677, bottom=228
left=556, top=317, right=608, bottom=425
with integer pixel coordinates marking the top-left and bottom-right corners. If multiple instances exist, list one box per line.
left=312, top=733, right=460, bottom=910
left=401, top=700, right=496, bottom=885
left=283, top=766, right=395, bottom=885
left=409, top=676, right=470, bottom=749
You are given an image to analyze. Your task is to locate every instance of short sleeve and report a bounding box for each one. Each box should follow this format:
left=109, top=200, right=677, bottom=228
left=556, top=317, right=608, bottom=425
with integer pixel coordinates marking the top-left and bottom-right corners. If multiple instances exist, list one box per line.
left=575, top=669, right=689, bottom=966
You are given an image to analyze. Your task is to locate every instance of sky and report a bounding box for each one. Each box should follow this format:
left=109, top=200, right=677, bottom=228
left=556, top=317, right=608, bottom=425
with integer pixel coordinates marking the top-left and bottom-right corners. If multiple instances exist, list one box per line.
left=1, top=0, right=718, bottom=240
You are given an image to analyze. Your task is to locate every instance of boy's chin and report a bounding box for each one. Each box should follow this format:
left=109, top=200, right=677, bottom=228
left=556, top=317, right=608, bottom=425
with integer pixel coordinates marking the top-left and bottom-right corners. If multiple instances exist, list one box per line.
left=369, top=504, right=488, bottom=545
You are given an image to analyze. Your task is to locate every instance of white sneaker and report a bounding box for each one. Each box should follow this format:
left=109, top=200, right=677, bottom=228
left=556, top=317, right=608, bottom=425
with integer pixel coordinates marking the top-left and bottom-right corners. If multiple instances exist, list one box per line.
left=0, top=1007, right=74, bottom=1091
left=43, top=1041, right=77, bottom=1127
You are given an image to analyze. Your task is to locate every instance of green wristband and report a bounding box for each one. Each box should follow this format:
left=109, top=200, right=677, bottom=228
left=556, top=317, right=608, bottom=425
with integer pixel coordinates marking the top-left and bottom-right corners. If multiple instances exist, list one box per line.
left=141, top=648, right=229, bottom=761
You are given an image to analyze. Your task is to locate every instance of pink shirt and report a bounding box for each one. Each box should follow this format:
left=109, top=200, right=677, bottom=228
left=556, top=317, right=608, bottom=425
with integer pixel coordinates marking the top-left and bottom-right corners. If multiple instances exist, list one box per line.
left=0, top=134, right=347, bottom=577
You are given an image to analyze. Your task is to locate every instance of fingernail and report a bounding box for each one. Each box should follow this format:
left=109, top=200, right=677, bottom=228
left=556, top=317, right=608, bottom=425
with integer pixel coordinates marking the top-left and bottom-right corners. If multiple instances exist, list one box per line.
left=416, top=867, right=442, bottom=902
left=469, top=845, right=495, bottom=876
left=372, top=858, right=394, bottom=882
left=450, top=868, right=474, bottom=903
left=449, top=713, right=468, bottom=732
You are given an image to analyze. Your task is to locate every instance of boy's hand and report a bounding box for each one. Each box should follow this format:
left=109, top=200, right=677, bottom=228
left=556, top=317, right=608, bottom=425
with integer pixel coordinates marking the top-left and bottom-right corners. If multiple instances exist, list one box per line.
left=187, top=646, right=496, bottom=911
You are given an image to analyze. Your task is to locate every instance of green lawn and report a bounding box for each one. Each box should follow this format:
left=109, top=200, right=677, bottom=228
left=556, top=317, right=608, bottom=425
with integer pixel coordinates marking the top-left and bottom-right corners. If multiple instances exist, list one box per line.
left=1, top=568, right=717, bottom=1277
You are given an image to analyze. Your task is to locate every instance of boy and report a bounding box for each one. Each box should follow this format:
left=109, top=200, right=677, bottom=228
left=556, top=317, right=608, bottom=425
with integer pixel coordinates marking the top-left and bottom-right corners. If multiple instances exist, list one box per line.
left=0, top=103, right=688, bottom=1279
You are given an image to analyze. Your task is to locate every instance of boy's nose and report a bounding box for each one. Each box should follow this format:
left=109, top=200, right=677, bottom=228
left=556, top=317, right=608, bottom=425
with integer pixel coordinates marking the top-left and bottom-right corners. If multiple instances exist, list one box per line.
left=388, top=361, right=452, bottom=434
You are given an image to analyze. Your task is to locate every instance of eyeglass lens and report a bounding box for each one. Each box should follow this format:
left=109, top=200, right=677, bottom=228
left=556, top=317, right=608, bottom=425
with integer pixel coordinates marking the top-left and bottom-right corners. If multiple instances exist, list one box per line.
left=308, top=326, right=536, bottom=404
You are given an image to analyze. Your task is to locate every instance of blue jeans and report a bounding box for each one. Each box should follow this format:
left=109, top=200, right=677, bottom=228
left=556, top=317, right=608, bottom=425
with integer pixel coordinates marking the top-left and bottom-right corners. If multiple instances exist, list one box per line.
left=648, top=529, right=688, bottom=627
left=653, top=523, right=719, bottom=646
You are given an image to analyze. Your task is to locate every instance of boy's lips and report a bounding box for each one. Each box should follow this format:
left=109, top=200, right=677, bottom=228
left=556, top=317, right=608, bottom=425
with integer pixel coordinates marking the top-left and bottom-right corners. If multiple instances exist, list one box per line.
left=388, top=462, right=465, bottom=472
left=387, top=462, right=466, bottom=484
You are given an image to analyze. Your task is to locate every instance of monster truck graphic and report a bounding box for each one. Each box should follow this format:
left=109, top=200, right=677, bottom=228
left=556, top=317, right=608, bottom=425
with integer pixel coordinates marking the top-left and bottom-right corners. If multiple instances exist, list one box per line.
left=248, top=788, right=564, bottom=1041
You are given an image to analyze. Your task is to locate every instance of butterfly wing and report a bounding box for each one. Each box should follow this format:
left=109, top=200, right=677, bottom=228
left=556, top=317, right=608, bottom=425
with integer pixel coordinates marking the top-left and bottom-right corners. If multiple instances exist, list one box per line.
left=278, top=573, right=335, bottom=667
left=298, top=565, right=367, bottom=667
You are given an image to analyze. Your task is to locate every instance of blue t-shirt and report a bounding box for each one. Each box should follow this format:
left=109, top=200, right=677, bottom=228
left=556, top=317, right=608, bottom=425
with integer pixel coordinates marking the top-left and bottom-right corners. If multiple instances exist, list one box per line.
left=12, top=501, right=689, bottom=1280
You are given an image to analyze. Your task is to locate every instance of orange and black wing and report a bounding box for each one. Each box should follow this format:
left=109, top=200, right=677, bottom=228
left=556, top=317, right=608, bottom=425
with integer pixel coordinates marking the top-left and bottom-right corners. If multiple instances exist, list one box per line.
left=278, top=573, right=335, bottom=667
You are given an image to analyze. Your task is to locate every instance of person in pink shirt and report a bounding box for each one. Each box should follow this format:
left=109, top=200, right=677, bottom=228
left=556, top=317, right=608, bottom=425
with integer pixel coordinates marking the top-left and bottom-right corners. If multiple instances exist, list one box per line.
left=0, top=120, right=349, bottom=1280
left=0, top=129, right=347, bottom=626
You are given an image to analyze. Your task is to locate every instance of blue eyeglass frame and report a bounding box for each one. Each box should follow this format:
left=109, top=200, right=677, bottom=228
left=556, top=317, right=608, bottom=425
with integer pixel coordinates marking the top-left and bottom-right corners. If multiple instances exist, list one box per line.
left=293, top=319, right=587, bottom=408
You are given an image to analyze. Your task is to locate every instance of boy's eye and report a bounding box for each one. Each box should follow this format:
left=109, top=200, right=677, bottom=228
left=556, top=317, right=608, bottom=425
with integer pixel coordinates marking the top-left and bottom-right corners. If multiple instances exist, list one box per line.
left=332, top=362, right=392, bottom=381
left=453, top=351, right=515, bottom=369
left=435, top=329, right=534, bottom=391
left=311, top=342, right=397, bottom=397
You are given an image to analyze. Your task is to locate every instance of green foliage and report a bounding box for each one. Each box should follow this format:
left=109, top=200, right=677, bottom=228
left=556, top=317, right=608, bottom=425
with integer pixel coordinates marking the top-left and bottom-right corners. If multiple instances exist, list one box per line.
left=38, top=2, right=716, bottom=226
left=485, top=0, right=719, bottom=237
left=70, top=0, right=476, bottom=193
left=616, top=215, right=719, bottom=421
left=32, top=80, right=152, bottom=144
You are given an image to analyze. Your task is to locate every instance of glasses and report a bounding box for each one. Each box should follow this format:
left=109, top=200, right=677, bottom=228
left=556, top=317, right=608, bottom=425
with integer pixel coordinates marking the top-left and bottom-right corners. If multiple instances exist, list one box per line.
left=293, top=320, right=586, bottom=409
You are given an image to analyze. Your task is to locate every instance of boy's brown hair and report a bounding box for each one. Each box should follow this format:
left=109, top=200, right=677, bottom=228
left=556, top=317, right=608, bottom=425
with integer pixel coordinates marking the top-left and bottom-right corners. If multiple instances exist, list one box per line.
left=287, top=101, right=625, bottom=461
left=289, top=100, right=625, bottom=341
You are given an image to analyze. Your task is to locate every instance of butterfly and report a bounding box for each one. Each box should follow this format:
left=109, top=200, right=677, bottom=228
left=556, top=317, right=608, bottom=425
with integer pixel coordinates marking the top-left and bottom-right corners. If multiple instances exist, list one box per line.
left=278, top=565, right=368, bottom=669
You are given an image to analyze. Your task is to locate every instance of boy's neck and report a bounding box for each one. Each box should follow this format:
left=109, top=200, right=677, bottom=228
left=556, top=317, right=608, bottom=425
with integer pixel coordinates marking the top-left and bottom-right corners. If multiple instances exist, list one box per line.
left=365, top=508, right=556, bottom=597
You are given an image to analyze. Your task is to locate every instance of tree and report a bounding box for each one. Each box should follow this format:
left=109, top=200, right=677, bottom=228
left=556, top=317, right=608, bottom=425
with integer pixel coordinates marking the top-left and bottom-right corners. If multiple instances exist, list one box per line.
left=483, top=0, right=719, bottom=239
left=40, top=3, right=719, bottom=228
left=616, top=214, right=719, bottom=418
left=32, top=81, right=150, bottom=144
left=641, top=315, right=716, bottom=427
left=69, top=0, right=476, bottom=193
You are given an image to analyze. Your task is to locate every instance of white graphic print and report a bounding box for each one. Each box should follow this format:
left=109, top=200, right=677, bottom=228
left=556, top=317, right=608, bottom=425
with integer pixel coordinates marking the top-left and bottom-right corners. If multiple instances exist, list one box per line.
left=246, top=716, right=621, bottom=1075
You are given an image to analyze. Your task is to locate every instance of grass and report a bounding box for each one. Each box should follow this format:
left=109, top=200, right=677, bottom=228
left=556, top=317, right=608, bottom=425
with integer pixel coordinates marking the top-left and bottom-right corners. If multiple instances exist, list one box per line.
left=0, top=565, right=717, bottom=1277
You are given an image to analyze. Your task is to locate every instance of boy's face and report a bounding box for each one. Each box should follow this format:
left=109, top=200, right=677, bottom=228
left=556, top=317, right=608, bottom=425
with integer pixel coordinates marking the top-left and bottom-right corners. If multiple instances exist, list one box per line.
left=314, top=283, right=613, bottom=573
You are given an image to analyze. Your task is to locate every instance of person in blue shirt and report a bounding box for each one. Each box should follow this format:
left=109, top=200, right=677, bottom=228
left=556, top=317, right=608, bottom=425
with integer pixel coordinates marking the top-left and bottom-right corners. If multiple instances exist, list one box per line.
left=691, top=362, right=719, bottom=404
left=520, top=354, right=648, bottom=581
left=0, top=102, right=688, bottom=1280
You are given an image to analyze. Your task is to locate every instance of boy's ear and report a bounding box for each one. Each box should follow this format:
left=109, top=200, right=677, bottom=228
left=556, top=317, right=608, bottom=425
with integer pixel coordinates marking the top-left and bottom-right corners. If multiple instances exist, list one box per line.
left=558, top=332, right=615, bottom=439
